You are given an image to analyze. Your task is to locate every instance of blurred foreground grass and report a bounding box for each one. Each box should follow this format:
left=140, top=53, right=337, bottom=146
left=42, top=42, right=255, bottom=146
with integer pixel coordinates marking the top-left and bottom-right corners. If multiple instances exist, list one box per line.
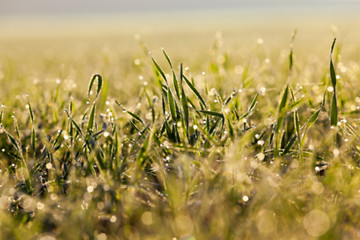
left=1, top=16, right=360, bottom=239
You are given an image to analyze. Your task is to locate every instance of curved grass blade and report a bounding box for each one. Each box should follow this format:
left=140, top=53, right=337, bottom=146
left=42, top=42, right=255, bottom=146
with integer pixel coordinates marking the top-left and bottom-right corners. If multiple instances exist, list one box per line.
left=88, top=74, right=103, bottom=98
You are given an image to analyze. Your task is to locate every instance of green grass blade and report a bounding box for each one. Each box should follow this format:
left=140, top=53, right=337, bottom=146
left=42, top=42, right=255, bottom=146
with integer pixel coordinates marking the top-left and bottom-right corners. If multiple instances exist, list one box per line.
left=183, top=75, right=207, bottom=109
left=115, top=101, right=145, bottom=125
left=64, top=109, right=84, bottom=138
left=152, top=57, right=167, bottom=83
left=4, top=130, right=21, bottom=153
left=307, top=109, right=321, bottom=130
left=87, top=102, right=96, bottom=134
left=282, top=134, right=297, bottom=156
left=301, top=109, right=321, bottom=147
left=294, top=111, right=301, bottom=145
left=162, top=49, right=173, bottom=70
left=31, top=128, right=36, bottom=152
left=88, top=74, right=103, bottom=98
left=279, top=85, right=289, bottom=114
left=167, top=88, right=177, bottom=121
left=192, top=108, right=224, bottom=119
left=330, top=94, right=338, bottom=127
left=329, top=38, right=338, bottom=126
left=172, top=72, right=181, bottom=101
left=27, top=100, right=34, bottom=124
left=240, top=92, right=259, bottom=119
left=181, top=86, right=189, bottom=138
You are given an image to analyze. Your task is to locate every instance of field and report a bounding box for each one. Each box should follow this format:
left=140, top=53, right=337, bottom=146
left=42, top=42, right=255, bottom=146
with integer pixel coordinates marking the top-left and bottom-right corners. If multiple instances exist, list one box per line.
left=1, top=10, right=360, bottom=239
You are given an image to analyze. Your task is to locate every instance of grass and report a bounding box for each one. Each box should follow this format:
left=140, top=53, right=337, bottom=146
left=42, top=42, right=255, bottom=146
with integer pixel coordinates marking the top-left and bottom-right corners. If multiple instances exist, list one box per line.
left=1, top=29, right=360, bottom=240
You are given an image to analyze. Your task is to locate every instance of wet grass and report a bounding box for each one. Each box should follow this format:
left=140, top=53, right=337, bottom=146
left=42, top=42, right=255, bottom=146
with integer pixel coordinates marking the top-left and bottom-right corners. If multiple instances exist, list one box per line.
left=1, top=31, right=360, bottom=239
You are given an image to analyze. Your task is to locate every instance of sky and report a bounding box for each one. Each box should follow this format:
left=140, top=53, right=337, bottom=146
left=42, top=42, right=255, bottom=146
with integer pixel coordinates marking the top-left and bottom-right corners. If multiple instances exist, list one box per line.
left=1, top=0, right=359, bottom=39
left=1, top=0, right=359, bottom=15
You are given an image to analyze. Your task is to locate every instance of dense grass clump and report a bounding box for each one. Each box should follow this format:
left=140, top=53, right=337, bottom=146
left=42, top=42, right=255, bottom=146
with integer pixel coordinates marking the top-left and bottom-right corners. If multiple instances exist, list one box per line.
left=1, top=33, right=360, bottom=240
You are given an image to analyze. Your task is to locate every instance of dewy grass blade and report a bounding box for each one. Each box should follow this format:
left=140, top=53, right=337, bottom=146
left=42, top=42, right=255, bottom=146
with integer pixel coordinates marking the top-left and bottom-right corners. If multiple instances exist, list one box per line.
left=115, top=101, right=145, bottom=125
left=167, top=87, right=177, bottom=121
left=289, top=29, right=297, bottom=73
left=87, top=102, right=96, bottom=134
left=329, top=38, right=338, bottom=126
left=274, top=85, right=289, bottom=157
left=88, top=74, right=103, bottom=98
left=65, top=109, right=85, bottom=138
left=183, top=75, right=207, bottom=109
left=180, top=63, right=189, bottom=139
left=294, top=110, right=302, bottom=161
left=27, top=99, right=34, bottom=124
left=152, top=56, right=167, bottom=83
left=172, top=72, right=181, bottom=101
left=330, top=94, right=338, bottom=127
left=163, top=49, right=174, bottom=70
left=240, top=92, right=259, bottom=120
left=192, top=108, right=224, bottom=119
left=279, top=85, right=289, bottom=115
left=31, top=128, right=36, bottom=152
left=301, top=109, right=321, bottom=147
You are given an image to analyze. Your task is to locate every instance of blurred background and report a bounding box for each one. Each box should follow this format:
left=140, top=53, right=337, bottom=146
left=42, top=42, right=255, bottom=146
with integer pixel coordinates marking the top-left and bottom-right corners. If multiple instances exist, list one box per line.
left=0, top=0, right=360, bottom=100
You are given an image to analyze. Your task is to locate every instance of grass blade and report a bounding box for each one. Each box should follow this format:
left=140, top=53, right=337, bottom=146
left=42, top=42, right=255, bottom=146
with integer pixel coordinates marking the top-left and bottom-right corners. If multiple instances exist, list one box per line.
left=87, top=102, right=96, bottom=134
left=167, top=87, right=177, bottom=121
left=183, top=75, right=207, bottom=109
left=65, top=109, right=84, bottom=138
left=88, top=74, right=103, bottom=98
left=163, top=49, right=173, bottom=70
left=329, top=38, right=338, bottom=126
left=279, top=85, right=289, bottom=114
left=240, top=92, right=259, bottom=120
left=330, top=94, right=338, bottom=127
left=115, top=101, right=145, bottom=125
left=192, top=108, right=224, bottom=119
left=152, top=56, right=167, bottom=83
